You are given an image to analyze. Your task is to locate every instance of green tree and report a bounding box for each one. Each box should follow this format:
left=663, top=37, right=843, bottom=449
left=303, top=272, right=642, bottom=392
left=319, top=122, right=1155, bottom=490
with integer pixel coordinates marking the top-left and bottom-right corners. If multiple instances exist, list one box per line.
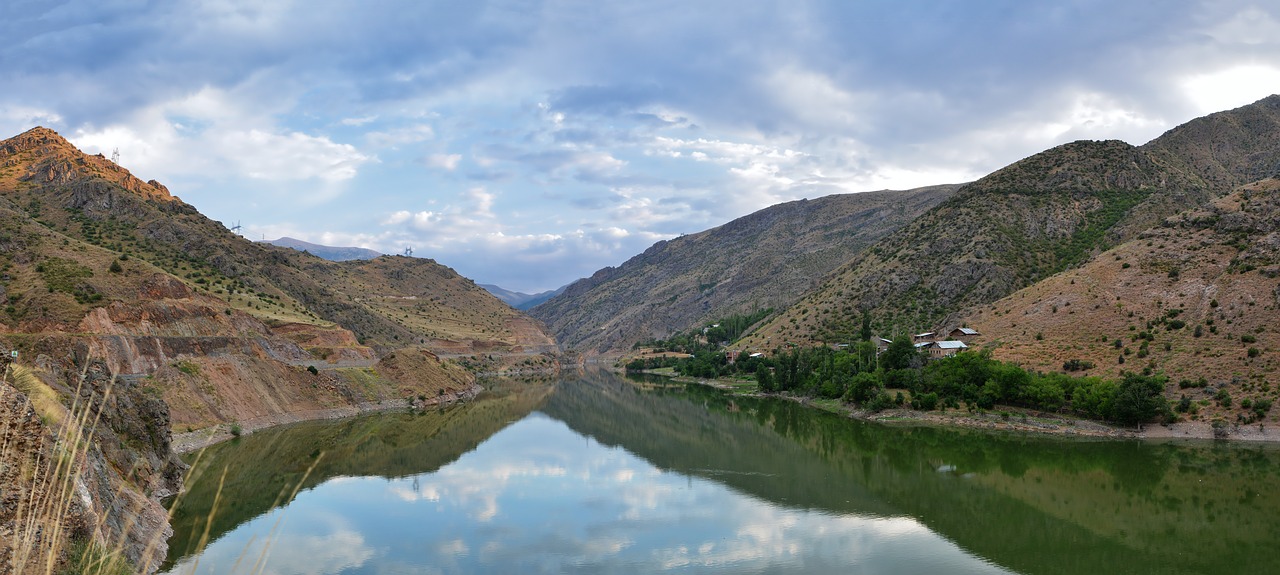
left=756, top=365, right=775, bottom=393
left=1111, top=372, right=1168, bottom=426
left=845, top=371, right=883, bottom=404
left=882, top=334, right=923, bottom=371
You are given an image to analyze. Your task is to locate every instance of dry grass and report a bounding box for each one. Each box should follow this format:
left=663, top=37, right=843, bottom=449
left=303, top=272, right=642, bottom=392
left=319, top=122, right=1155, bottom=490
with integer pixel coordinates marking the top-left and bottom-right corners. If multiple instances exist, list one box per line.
left=2, top=357, right=324, bottom=575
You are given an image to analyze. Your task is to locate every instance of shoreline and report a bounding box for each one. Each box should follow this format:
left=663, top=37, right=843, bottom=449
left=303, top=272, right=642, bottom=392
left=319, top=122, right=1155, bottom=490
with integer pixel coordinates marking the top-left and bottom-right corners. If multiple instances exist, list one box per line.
left=170, top=384, right=483, bottom=454
left=641, top=370, right=1280, bottom=444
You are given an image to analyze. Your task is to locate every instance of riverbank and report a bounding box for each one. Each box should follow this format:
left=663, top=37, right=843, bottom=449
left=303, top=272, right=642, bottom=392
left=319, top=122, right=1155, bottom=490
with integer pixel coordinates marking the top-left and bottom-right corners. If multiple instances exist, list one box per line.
left=171, top=384, right=482, bottom=454
left=635, top=370, right=1280, bottom=443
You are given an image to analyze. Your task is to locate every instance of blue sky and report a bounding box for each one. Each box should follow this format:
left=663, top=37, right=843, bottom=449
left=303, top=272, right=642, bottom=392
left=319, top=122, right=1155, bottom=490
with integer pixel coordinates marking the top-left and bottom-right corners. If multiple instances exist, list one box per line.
left=3, top=1, right=1279, bottom=292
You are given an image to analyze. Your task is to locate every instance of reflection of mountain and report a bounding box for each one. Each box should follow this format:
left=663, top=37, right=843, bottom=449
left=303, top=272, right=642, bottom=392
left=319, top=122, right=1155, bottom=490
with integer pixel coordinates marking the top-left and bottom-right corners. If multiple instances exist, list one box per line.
left=164, top=378, right=554, bottom=566
left=544, top=371, right=1280, bottom=575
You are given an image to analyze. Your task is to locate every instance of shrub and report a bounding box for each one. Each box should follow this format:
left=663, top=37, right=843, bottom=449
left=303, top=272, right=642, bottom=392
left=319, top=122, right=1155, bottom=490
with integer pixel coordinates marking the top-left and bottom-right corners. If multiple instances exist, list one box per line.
left=307, top=365, right=319, bottom=375
left=1062, top=358, right=1095, bottom=372
left=1248, top=347, right=1261, bottom=358
left=912, top=392, right=939, bottom=411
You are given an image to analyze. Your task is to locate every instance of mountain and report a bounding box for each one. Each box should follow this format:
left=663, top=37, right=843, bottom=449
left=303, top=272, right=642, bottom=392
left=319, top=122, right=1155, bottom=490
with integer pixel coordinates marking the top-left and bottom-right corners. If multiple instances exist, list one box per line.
left=260, top=236, right=382, bottom=261
left=960, top=176, right=1280, bottom=420
left=0, top=126, right=560, bottom=567
left=0, top=126, right=556, bottom=429
left=480, top=283, right=566, bottom=310
left=738, top=95, right=1280, bottom=349
left=530, top=185, right=960, bottom=353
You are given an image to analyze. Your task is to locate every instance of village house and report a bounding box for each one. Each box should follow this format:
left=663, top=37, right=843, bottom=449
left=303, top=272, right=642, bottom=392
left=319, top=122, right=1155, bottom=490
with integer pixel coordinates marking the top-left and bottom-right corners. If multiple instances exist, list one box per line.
left=917, top=340, right=969, bottom=358
left=948, top=327, right=980, bottom=342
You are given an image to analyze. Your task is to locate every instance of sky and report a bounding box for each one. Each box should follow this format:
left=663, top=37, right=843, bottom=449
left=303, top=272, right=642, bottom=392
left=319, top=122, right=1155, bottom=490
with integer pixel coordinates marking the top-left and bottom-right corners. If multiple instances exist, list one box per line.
left=2, top=1, right=1279, bottom=293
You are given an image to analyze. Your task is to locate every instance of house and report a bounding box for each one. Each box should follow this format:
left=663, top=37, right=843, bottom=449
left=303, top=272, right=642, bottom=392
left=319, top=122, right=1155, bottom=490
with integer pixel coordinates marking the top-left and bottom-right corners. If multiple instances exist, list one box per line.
left=918, top=340, right=968, bottom=359
left=875, top=337, right=893, bottom=352
left=948, top=327, right=980, bottom=341
left=912, top=332, right=936, bottom=343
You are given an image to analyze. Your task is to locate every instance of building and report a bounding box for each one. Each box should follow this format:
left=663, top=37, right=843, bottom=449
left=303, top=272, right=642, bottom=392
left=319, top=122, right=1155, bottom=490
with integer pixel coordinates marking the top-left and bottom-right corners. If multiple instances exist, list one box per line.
left=912, top=332, right=936, bottom=343
left=918, top=340, right=968, bottom=359
left=948, top=327, right=980, bottom=342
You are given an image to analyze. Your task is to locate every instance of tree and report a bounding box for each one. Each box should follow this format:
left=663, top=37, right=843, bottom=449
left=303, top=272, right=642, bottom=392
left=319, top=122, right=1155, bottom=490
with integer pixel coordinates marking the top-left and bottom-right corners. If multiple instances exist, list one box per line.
left=1111, top=372, right=1168, bottom=426
left=845, top=371, right=883, bottom=404
left=756, top=364, right=776, bottom=393
left=881, top=334, right=923, bottom=371
left=860, top=311, right=872, bottom=342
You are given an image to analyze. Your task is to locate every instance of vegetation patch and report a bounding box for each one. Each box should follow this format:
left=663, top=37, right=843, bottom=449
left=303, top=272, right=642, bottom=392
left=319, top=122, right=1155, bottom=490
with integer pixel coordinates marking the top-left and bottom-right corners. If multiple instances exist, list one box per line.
left=37, top=256, right=101, bottom=304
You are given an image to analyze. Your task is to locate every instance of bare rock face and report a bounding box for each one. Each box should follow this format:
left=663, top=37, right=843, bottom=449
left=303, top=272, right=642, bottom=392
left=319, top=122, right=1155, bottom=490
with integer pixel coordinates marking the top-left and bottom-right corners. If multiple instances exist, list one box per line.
left=71, top=358, right=183, bottom=572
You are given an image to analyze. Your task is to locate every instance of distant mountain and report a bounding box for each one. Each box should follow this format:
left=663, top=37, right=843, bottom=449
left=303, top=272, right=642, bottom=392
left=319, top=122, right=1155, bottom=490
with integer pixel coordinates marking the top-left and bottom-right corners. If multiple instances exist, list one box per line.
left=260, top=237, right=382, bottom=261
left=530, top=185, right=961, bottom=353
left=739, top=94, right=1280, bottom=349
left=480, top=284, right=566, bottom=310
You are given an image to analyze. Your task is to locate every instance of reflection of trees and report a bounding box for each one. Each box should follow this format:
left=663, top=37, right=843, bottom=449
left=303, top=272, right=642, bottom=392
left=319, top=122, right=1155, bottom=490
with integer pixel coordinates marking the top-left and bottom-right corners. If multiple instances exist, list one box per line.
left=164, top=379, right=554, bottom=567
left=555, top=371, right=1280, bottom=575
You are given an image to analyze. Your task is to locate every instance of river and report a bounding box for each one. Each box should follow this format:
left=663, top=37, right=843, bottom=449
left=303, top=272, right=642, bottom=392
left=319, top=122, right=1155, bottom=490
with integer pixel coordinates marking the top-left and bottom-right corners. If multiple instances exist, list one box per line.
left=161, top=371, right=1280, bottom=574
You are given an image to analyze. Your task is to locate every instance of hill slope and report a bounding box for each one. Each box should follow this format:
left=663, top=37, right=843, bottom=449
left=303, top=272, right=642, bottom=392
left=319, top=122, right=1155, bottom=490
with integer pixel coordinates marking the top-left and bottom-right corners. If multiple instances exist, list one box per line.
left=0, top=126, right=554, bottom=433
left=0, top=127, right=553, bottom=355
left=530, top=185, right=960, bottom=353
left=740, top=95, right=1280, bottom=348
left=962, top=177, right=1280, bottom=422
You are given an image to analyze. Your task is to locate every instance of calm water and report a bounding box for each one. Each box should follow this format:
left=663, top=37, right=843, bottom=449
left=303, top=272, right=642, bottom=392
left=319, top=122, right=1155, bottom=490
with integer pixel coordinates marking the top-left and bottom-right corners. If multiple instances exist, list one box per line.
left=162, top=372, right=1280, bottom=575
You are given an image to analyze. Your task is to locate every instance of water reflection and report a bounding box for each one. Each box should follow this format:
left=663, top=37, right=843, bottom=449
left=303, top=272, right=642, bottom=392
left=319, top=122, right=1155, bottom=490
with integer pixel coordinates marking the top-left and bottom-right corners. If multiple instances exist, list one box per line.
left=164, top=371, right=1280, bottom=575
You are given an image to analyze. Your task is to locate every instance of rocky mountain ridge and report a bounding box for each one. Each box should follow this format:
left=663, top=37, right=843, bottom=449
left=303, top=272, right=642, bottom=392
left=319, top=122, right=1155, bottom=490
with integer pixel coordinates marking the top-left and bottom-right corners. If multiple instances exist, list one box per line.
left=531, top=185, right=961, bottom=353
left=739, top=95, right=1280, bottom=349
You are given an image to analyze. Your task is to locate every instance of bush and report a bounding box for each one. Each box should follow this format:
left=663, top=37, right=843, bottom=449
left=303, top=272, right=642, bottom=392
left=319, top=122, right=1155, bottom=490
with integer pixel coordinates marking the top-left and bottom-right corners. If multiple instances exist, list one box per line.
left=912, top=392, right=939, bottom=411
left=307, top=365, right=319, bottom=375
left=865, top=392, right=896, bottom=413
left=1062, top=358, right=1095, bottom=372
left=1248, top=347, right=1261, bottom=358
left=108, top=259, right=122, bottom=273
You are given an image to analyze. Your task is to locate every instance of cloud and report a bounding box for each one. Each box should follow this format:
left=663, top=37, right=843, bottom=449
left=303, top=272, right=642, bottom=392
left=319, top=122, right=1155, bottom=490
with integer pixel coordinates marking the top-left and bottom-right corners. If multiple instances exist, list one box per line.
left=423, top=153, right=463, bottom=170
left=6, top=0, right=1280, bottom=291
left=366, top=124, right=435, bottom=148
left=67, top=86, right=370, bottom=191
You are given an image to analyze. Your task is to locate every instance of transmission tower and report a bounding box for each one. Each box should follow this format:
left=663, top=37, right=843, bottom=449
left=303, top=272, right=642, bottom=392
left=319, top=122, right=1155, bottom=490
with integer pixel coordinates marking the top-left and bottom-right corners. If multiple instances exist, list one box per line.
left=229, top=221, right=242, bottom=234
left=403, top=246, right=414, bottom=257
left=111, top=148, right=120, bottom=164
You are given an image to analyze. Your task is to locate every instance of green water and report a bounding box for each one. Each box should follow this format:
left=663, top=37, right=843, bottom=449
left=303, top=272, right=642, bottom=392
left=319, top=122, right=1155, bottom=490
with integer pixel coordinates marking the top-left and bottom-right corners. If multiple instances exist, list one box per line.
left=162, top=371, right=1280, bottom=574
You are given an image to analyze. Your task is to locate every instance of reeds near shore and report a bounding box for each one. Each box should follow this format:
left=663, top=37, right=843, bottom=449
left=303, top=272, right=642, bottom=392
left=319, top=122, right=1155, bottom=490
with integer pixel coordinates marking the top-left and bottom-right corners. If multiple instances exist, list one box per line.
left=2, top=358, right=324, bottom=575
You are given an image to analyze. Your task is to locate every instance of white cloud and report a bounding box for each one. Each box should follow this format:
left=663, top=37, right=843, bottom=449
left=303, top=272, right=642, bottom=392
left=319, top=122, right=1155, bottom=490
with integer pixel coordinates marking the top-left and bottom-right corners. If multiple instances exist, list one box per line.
left=68, top=87, right=370, bottom=188
left=424, top=153, right=462, bottom=170
left=1180, top=65, right=1280, bottom=116
left=1204, top=7, right=1280, bottom=45
left=366, top=124, right=435, bottom=148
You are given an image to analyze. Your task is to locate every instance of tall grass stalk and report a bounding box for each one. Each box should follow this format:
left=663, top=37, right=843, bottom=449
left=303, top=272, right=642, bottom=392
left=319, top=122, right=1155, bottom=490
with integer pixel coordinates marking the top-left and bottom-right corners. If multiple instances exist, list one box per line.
left=4, top=356, right=327, bottom=575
